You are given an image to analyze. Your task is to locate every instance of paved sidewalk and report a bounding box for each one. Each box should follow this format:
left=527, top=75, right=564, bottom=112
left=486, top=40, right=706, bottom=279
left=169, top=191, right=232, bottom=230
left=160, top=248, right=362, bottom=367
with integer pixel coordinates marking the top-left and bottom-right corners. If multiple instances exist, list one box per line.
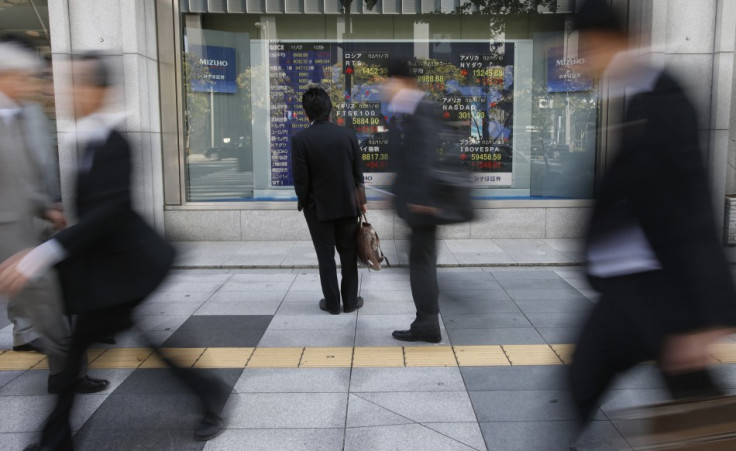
left=174, top=239, right=587, bottom=268
left=2, top=265, right=736, bottom=450
left=172, top=239, right=736, bottom=269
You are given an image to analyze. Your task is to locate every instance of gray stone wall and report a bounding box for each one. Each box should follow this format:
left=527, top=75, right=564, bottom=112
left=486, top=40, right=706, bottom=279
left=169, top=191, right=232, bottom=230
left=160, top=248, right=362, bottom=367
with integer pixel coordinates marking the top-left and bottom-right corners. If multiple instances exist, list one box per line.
left=48, top=0, right=164, bottom=231
left=163, top=207, right=593, bottom=241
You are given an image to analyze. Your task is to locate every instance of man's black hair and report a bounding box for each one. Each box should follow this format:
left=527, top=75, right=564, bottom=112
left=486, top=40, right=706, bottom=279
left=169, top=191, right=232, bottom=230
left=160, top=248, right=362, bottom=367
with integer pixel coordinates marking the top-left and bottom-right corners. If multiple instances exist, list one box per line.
left=0, top=33, right=37, bottom=53
left=386, top=58, right=416, bottom=79
left=302, top=87, right=332, bottom=121
left=574, top=0, right=624, bottom=34
left=73, top=52, right=111, bottom=88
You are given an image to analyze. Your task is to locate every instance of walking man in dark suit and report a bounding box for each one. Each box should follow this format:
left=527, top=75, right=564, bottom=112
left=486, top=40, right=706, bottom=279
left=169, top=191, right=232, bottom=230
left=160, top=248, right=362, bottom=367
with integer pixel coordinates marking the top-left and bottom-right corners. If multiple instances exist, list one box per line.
left=292, top=87, right=366, bottom=314
left=0, top=54, right=229, bottom=450
left=383, top=60, right=444, bottom=343
left=569, top=0, right=736, bottom=430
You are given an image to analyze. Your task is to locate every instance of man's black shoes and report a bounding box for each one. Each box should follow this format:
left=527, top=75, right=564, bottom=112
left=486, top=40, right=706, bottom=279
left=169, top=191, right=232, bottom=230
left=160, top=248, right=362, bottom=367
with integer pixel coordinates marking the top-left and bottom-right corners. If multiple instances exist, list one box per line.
left=13, top=338, right=43, bottom=353
left=194, top=413, right=225, bottom=441
left=319, top=299, right=340, bottom=315
left=48, top=375, right=110, bottom=394
left=392, top=330, right=442, bottom=343
left=344, top=296, right=364, bottom=313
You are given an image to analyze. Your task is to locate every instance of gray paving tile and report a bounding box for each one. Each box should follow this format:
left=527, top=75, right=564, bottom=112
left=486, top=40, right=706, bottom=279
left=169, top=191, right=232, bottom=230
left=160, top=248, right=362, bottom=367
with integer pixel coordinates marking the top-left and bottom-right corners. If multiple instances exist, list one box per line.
left=446, top=328, right=546, bottom=345
left=114, top=368, right=242, bottom=396
left=349, top=391, right=477, bottom=424
left=275, top=302, right=339, bottom=315
left=75, top=428, right=205, bottom=451
left=358, top=314, right=442, bottom=330
left=193, top=300, right=282, bottom=315
left=219, top=281, right=293, bottom=292
left=439, top=289, right=512, bottom=302
left=0, top=395, right=51, bottom=432
left=154, top=281, right=224, bottom=293
left=0, top=393, right=104, bottom=433
left=505, top=288, right=588, bottom=301
left=497, top=279, right=578, bottom=290
left=0, top=432, right=37, bottom=451
left=358, top=290, right=415, bottom=302
left=515, top=298, right=594, bottom=313
left=350, top=367, right=465, bottom=392
left=0, top=371, right=22, bottom=389
left=203, top=428, right=343, bottom=451
left=461, top=366, right=569, bottom=391
left=267, top=314, right=356, bottom=330
left=426, top=423, right=487, bottom=451
left=599, top=389, right=671, bottom=419
left=163, top=273, right=232, bottom=284
left=355, top=329, right=450, bottom=347
left=225, top=393, right=348, bottom=428
left=163, top=316, right=272, bottom=347
left=536, top=327, right=580, bottom=344
left=134, top=315, right=189, bottom=331
left=145, top=291, right=213, bottom=304
left=257, top=329, right=355, bottom=347
left=439, top=300, right=521, bottom=315
left=489, top=269, right=561, bottom=280
left=228, top=272, right=297, bottom=283
left=345, top=424, right=482, bottom=451
left=524, top=312, right=586, bottom=328
left=235, top=368, right=350, bottom=393
left=358, top=301, right=419, bottom=315
left=0, top=368, right=133, bottom=396
left=442, top=313, right=532, bottom=329
left=608, top=365, right=667, bottom=390
left=78, top=393, right=203, bottom=430
left=493, top=239, right=580, bottom=264
left=396, top=240, right=459, bottom=266
left=107, top=329, right=175, bottom=347
left=346, top=394, right=414, bottom=427
left=206, top=291, right=286, bottom=303
left=479, top=420, right=630, bottom=451
left=280, top=290, right=324, bottom=303
left=133, top=301, right=206, bottom=317
left=469, top=390, right=580, bottom=421
left=359, top=280, right=412, bottom=291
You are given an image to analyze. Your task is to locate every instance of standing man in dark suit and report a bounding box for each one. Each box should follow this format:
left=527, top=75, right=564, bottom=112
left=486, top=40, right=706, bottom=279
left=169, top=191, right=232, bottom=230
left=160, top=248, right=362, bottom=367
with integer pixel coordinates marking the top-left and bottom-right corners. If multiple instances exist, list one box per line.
left=383, top=60, right=444, bottom=343
left=0, top=54, right=229, bottom=450
left=292, top=87, right=366, bottom=314
left=569, top=0, right=736, bottom=429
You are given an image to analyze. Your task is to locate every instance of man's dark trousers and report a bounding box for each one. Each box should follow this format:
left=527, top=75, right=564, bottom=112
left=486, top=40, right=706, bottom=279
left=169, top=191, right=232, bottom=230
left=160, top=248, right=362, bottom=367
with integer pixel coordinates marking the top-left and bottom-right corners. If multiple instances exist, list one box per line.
left=569, top=270, right=722, bottom=424
left=40, top=301, right=230, bottom=450
left=304, top=208, right=359, bottom=313
left=408, top=225, right=440, bottom=335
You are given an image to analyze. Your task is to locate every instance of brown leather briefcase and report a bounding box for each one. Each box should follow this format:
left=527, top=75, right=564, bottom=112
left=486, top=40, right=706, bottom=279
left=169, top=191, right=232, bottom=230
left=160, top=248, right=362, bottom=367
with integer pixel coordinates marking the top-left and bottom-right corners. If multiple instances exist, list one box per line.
left=615, top=395, right=736, bottom=450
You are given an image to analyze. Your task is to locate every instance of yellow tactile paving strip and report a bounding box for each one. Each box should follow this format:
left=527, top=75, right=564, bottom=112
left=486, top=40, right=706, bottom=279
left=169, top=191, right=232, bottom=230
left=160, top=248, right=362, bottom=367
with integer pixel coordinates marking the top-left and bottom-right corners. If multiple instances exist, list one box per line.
left=5, top=343, right=736, bottom=370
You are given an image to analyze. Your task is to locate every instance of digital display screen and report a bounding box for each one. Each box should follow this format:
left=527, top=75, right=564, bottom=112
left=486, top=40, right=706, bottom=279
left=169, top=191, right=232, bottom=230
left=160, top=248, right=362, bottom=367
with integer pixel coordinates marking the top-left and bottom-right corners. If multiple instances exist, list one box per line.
left=268, top=41, right=516, bottom=187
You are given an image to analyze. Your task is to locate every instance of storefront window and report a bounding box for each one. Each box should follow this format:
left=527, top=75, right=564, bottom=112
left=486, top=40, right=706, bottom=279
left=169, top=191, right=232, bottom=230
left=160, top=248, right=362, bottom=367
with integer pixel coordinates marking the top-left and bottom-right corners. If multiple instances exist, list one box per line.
left=181, top=8, right=597, bottom=202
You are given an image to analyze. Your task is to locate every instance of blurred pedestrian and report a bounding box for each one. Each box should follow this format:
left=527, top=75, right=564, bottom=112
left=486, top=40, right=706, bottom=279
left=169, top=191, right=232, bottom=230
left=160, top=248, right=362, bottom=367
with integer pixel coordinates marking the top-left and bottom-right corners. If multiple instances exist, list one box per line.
left=384, top=60, right=444, bottom=343
left=0, top=38, right=107, bottom=395
left=292, top=86, right=366, bottom=314
left=0, top=53, right=229, bottom=450
left=569, top=0, right=736, bottom=430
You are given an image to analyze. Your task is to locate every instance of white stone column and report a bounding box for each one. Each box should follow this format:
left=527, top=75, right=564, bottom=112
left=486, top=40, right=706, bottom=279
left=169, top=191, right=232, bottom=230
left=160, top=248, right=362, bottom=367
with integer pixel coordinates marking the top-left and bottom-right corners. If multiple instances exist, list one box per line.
left=48, top=0, right=164, bottom=231
left=647, top=0, right=736, bottom=235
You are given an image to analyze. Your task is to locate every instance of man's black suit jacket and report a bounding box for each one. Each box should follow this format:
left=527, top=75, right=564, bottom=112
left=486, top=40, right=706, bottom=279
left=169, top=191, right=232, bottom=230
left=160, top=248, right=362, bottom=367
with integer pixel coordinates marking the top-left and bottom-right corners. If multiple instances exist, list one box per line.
left=54, top=130, right=175, bottom=314
left=588, top=67, right=736, bottom=329
left=391, top=99, right=442, bottom=227
left=292, top=120, right=364, bottom=221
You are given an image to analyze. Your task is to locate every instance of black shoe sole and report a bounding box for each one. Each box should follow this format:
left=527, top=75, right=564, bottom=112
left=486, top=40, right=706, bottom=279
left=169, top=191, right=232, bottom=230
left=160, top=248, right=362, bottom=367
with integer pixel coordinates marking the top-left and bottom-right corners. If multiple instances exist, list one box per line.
left=392, top=333, right=442, bottom=344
